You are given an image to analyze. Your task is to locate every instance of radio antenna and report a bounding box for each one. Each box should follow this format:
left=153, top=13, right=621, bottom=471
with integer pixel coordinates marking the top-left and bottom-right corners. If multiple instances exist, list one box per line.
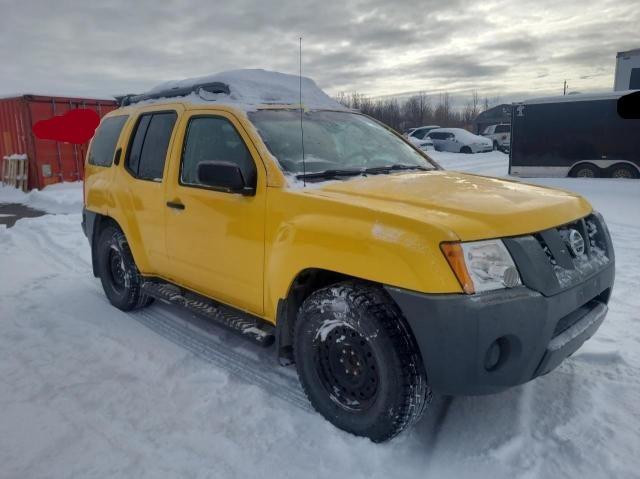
left=299, top=36, right=306, bottom=187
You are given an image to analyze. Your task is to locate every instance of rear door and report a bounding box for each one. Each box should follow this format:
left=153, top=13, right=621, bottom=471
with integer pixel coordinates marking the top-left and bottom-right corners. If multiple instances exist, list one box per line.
left=164, top=110, right=266, bottom=315
left=116, top=108, right=179, bottom=275
left=427, top=132, right=443, bottom=150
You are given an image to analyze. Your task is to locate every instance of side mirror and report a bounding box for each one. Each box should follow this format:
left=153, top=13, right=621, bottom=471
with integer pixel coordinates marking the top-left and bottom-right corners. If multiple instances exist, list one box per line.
left=618, top=91, right=640, bottom=119
left=196, top=161, right=255, bottom=196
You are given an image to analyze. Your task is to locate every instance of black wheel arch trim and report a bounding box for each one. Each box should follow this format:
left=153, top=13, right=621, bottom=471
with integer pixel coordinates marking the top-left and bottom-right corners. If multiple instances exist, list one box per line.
left=83, top=208, right=126, bottom=278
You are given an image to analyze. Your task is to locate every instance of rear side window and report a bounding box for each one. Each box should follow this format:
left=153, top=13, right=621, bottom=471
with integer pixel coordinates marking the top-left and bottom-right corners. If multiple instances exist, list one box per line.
left=88, top=115, right=128, bottom=166
left=126, top=112, right=177, bottom=181
left=180, top=116, right=256, bottom=188
left=495, top=124, right=510, bottom=133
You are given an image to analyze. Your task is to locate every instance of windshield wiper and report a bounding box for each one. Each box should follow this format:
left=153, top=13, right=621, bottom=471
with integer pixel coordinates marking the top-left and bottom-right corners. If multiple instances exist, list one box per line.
left=295, top=168, right=365, bottom=180
left=295, top=164, right=429, bottom=181
left=362, top=164, right=429, bottom=175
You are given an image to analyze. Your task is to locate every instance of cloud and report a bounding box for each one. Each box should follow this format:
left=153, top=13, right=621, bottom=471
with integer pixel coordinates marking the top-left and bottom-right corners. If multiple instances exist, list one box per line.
left=0, top=0, right=638, bottom=101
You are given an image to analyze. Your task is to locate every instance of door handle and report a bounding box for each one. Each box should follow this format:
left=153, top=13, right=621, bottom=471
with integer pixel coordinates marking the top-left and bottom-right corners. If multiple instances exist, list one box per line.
left=166, top=201, right=185, bottom=210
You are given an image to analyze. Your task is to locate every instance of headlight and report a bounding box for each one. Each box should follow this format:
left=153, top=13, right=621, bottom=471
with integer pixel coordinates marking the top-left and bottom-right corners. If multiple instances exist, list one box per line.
left=441, top=240, right=521, bottom=294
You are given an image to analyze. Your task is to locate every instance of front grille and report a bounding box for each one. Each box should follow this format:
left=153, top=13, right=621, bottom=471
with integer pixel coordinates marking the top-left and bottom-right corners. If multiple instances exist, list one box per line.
left=533, top=213, right=611, bottom=289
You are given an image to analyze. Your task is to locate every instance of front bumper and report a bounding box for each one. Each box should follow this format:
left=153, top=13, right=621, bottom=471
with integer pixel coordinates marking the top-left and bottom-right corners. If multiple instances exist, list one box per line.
left=385, top=210, right=615, bottom=396
left=386, top=262, right=613, bottom=395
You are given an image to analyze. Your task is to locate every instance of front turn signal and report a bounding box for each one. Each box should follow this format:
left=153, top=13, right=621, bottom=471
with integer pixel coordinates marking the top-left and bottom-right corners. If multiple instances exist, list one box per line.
left=440, top=242, right=475, bottom=294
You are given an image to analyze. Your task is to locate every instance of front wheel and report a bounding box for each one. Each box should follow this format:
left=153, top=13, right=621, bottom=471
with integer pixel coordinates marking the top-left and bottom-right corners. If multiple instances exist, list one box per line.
left=294, top=282, right=430, bottom=442
left=96, top=225, right=152, bottom=311
left=461, top=146, right=472, bottom=154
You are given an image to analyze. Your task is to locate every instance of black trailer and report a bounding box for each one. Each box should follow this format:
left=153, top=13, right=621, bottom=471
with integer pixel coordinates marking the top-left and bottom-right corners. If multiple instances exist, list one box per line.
left=509, top=91, right=640, bottom=179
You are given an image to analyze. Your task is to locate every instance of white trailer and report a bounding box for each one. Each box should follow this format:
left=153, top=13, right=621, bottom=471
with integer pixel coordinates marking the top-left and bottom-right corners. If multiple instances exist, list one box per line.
left=614, top=48, right=640, bottom=91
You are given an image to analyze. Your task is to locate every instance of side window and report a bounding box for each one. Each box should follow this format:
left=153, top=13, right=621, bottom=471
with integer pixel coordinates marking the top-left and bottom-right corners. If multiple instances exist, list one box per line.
left=413, top=129, right=427, bottom=139
left=126, top=112, right=177, bottom=181
left=88, top=115, right=128, bottom=166
left=495, top=125, right=510, bottom=133
left=630, top=68, right=640, bottom=90
left=180, top=116, right=257, bottom=189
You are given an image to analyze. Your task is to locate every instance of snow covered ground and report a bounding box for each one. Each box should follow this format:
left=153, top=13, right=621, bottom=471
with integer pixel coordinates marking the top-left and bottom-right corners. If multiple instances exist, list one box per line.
left=0, top=182, right=83, bottom=214
left=1, top=154, right=639, bottom=478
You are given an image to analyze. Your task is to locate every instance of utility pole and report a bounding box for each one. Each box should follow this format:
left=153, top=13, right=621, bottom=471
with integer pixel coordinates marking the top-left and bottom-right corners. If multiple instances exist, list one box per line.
left=563, top=80, right=568, bottom=95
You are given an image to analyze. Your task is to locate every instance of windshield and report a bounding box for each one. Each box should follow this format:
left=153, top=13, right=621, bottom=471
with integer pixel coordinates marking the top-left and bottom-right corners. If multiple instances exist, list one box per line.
left=248, top=110, right=436, bottom=177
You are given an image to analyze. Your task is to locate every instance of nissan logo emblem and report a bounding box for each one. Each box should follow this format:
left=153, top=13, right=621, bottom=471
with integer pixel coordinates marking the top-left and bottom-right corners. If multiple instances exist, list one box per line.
left=566, top=229, right=585, bottom=256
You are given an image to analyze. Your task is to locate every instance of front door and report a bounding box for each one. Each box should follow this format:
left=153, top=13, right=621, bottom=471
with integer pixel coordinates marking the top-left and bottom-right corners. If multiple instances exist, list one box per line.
left=164, top=110, right=266, bottom=315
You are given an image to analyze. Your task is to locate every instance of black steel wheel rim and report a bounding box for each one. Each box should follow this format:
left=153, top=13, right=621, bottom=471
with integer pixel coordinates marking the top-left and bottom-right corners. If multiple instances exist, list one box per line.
left=314, top=324, right=379, bottom=412
left=108, top=246, right=126, bottom=293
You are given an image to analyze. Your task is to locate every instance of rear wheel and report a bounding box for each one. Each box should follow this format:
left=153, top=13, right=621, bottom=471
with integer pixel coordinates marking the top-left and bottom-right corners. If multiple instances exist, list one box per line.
left=493, top=140, right=499, bottom=151
left=96, top=225, right=152, bottom=311
left=570, top=163, right=600, bottom=178
left=294, top=282, right=430, bottom=442
left=461, top=146, right=472, bottom=154
left=610, top=164, right=638, bottom=179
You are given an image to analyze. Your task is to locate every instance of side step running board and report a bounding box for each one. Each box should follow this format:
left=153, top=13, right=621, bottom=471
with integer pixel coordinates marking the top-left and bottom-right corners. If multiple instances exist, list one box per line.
left=141, top=281, right=275, bottom=347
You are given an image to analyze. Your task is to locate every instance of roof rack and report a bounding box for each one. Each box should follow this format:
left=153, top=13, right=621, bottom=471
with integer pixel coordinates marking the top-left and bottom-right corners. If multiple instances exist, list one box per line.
left=118, top=81, right=230, bottom=107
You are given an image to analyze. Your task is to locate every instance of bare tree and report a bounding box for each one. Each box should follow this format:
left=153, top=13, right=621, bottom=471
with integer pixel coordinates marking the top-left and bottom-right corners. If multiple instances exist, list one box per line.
left=335, top=90, right=479, bottom=133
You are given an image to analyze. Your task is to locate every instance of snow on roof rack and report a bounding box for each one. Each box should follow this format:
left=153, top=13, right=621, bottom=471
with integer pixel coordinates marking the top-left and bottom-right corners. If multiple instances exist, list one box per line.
left=118, top=81, right=230, bottom=107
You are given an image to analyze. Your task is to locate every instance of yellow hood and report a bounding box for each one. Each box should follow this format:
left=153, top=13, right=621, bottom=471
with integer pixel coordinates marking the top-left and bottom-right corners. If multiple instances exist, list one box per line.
left=304, top=171, right=592, bottom=241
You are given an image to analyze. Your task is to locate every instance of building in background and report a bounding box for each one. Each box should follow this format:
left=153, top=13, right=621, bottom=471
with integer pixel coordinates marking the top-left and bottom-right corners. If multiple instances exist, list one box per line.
left=0, top=94, right=117, bottom=190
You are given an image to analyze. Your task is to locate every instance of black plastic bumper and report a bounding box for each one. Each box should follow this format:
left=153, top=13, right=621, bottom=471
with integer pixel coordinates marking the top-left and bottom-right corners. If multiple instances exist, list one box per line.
left=385, top=262, right=614, bottom=395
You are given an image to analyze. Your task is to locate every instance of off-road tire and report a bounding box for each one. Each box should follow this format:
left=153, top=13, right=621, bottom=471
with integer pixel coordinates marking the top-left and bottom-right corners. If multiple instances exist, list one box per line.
left=294, top=281, right=430, bottom=442
left=96, top=225, right=152, bottom=311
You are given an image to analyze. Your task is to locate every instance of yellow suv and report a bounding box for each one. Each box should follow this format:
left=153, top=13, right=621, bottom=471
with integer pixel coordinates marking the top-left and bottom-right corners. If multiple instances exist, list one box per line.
left=83, top=70, right=614, bottom=442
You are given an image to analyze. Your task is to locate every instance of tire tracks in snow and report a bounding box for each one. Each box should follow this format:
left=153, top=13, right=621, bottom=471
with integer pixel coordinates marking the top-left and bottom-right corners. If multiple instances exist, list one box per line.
left=14, top=217, right=90, bottom=274
left=131, top=305, right=312, bottom=412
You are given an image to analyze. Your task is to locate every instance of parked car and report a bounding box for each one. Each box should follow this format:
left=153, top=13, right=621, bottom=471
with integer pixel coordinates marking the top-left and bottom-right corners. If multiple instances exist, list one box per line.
left=408, top=137, right=435, bottom=151
left=406, top=124, right=440, bottom=141
left=482, top=123, right=511, bottom=152
left=416, top=138, right=435, bottom=151
left=83, top=70, right=614, bottom=443
left=427, top=128, right=493, bottom=153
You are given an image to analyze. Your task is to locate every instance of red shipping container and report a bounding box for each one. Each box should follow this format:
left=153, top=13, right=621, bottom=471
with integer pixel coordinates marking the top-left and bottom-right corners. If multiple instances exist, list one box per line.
left=0, top=94, right=118, bottom=190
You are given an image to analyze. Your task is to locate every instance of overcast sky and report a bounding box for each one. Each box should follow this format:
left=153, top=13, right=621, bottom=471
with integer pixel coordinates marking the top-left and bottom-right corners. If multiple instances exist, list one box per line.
left=1, top=0, right=638, bottom=104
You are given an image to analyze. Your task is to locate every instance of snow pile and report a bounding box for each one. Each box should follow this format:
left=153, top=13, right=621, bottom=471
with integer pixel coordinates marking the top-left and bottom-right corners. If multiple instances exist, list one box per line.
left=146, top=69, right=346, bottom=111
left=3, top=153, right=27, bottom=160
left=0, top=181, right=82, bottom=214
